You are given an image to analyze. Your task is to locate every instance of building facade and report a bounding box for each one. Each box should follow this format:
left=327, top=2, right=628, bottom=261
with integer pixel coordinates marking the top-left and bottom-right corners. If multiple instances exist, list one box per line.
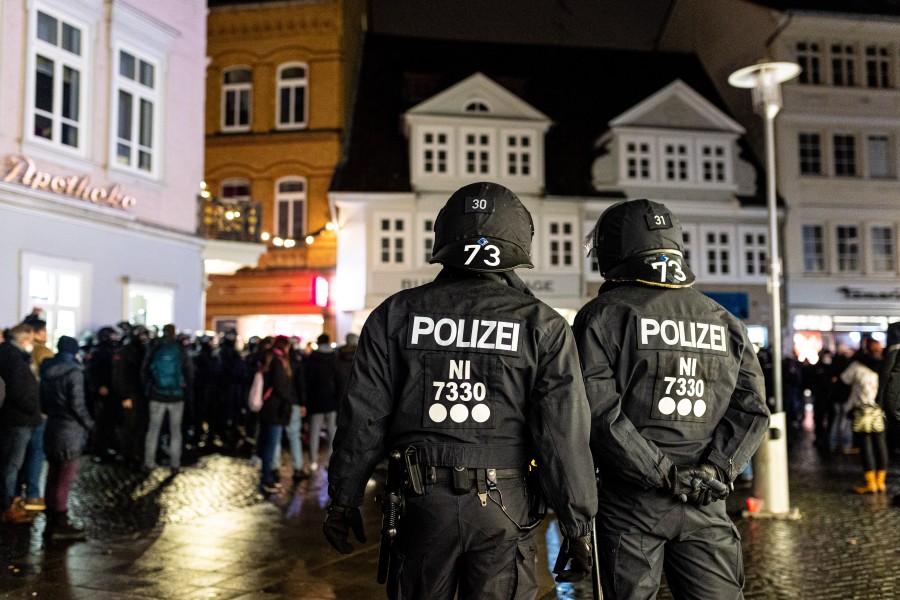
left=204, top=0, right=365, bottom=344
left=659, top=0, right=900, bottom=358
left=0, top=0, right=208, bottom=340
left=330, top=35, right=770, bottom=344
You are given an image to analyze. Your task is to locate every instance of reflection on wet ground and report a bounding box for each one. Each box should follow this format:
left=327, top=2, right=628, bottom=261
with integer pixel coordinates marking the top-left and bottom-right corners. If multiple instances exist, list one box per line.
left=1, top=428, right=899, bottom=599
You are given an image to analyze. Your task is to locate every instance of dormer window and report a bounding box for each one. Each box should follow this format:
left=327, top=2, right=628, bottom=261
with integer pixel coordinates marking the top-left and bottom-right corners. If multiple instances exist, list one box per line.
left=620, top=134, right=733, bottom=186
left=464, top=100, right=490, bottom=113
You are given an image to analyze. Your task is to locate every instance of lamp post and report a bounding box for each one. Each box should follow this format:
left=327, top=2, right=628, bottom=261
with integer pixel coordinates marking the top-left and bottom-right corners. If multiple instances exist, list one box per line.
left=728, top=60, right=801, bottom=519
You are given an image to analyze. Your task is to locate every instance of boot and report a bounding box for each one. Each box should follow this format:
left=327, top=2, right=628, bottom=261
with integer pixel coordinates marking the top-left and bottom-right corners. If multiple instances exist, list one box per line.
left=876, top=470, right=887, bottom=493
left=1, top=498, right=35, bottom=524
left=854, top=470, right=878, bottom=494
left=48, top=512, right=86, bottom=541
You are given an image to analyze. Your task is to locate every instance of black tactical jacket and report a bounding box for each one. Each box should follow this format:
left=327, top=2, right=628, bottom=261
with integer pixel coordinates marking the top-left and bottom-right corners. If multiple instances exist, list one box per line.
left=328, top=268, right=597, bottom=539
left=574, top=282, right=769, bottom=489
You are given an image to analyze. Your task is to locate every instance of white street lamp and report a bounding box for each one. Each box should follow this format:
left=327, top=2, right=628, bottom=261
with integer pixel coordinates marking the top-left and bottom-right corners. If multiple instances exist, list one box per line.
left=729, top=60, right=801, bottom=520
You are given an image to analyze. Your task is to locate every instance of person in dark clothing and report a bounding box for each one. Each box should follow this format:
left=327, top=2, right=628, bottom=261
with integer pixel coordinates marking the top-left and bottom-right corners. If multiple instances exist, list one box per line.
left=304, top=333, right=338, bottom=471
left=0, top=323, right=41, bottom=524
left=190, top=335, right=222, bottom=448
left=111, top=325, right=149, bottom=467
left=285, top=341, right=308, bottom=482
left=85, top=326, right=120, bottom=462
left=218, top=330, right=248, bottom=453
left=40, top=336, right=94, bottom=540
left=810, top=349, right=836, bottom=453
left=574, top=199, right=769, bottom=600
left=324, top=182, right=598, bottom=598
left=258, top=335, right=295, bottom=493
left=829, top=343, right=856, bottom=453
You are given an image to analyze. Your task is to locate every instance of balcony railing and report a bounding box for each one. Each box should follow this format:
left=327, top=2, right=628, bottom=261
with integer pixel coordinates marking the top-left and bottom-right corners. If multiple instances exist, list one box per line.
left=197, top=195, right=262, bottom=243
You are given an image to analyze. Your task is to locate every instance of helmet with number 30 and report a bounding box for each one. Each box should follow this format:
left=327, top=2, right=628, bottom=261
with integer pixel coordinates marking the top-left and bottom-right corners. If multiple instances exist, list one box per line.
left=429, top=182, right=534, bottom=273
left=585, top=198, right=696, bottom=287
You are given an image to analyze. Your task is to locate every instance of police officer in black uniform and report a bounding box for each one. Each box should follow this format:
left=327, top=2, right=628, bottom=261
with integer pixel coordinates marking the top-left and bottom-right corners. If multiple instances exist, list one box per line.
left=323, top=182, right=598, bottom=599
left=574, top=199, right=770, bottom=600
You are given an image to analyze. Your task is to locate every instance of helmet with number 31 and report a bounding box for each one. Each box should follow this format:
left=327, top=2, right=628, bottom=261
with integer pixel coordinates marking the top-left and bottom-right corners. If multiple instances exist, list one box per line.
left=429, top=181, right=534, bottom=273
left=585, top=198, right=696, bottom=287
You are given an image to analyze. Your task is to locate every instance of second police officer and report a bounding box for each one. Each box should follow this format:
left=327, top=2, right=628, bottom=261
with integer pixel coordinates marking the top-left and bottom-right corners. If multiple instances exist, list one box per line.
left=323, top=182, right=598, bottom=599
left=574, top=199, right=770, bottom=600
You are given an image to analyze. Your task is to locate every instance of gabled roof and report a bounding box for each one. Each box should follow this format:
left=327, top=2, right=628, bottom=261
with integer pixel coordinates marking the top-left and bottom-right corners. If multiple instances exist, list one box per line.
left=609, top=79, right=745, bottom=134
left=331, top=33, right=763, bottom=203
left=406, top=72, right=551, bottom=123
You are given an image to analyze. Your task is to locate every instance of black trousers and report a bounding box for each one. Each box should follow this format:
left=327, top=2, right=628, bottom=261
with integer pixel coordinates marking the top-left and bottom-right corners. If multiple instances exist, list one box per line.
left=597, top=484, right=744, bottom=600
left=860, top=430, right=888, bottom=471
left=390, top=476, right=537, bottom=600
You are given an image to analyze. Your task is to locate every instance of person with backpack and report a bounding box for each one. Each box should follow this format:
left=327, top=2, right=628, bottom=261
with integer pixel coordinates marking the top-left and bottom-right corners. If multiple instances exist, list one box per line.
left=141, top=324, right=192, bottom=471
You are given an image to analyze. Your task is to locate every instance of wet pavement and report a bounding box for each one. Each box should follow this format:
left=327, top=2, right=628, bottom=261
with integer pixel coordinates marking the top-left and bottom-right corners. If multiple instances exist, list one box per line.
left=1, top=426, right=899, bottom=599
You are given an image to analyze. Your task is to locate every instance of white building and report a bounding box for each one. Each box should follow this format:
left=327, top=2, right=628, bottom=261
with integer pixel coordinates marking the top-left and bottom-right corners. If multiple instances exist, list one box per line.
left=0, top=0, right=208, bottom=340
left=659, top=0, right=900, bottom=357
left=330, top=35, right=770, bottom=342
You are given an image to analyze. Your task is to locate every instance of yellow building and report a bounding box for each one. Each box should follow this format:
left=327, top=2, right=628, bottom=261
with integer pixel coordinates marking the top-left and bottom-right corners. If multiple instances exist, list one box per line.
left=203, top=0, right=365, bottom=343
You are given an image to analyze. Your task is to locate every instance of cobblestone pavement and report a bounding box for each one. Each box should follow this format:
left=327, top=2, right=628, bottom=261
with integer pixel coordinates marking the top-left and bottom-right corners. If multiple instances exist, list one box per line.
left=1, top=427, right=899, bottom=599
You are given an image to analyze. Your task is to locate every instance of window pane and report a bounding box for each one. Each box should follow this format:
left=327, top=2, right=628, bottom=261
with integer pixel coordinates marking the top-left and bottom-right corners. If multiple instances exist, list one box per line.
left=868, top=136, right=891, bottom=178
left=118, top=90, right=133, bottom=140
left=62, top=23, right=80, bottom=55
left=282, top=66, right=306, bottom=79
left=35, top=114, right=52, bottom=139
left=35, top=55, right=54, bottom=112
left=37, top=12, right=57, bottom=45
left=292, top=200, right=304, bottom=237
left=225, top=69, right=252, bottom=84
left=57, top=274, right=80, bottom=307
left=120, top=51, right=136, bottom=80
left=225, top=91, right=237, bottom=127
left=139, top=99, right=153, bottom=147
left=279, top=180, right=305, bottom=193
left=279, top=88, right=290, bottom=123
left=278, top=201, right=290, bottom=238
left=138, top=151, right=151, bottom=171
left=62, top=66, right=79, bottom=120
left=29, top=269, right=53, bottom=302
left=62, top=124, right=78, bottom=148
left=139, top=60, right=154, bottom=88
left=293, top=86, right=305, bottom=122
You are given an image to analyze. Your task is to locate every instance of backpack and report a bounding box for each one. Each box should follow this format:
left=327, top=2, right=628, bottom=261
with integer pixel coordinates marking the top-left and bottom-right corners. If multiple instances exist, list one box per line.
left=150, top=342, right=184, bottom=395
left=247, top=368, right=273, bottom=412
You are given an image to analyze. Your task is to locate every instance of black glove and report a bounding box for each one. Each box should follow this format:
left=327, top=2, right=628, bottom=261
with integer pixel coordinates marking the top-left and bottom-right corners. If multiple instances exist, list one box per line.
left=669, top=464, right=729, bottom=506
left=323, top=503, right=366, bottom=554
left=552, top=534, right=593, bottom=583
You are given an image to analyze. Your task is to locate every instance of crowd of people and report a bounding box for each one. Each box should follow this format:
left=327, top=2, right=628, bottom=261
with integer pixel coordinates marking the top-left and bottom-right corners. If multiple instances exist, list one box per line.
left=0, top=309, right=358, bottom=539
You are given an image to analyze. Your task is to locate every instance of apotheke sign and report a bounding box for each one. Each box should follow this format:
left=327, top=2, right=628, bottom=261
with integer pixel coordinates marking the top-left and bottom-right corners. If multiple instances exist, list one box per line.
left=2, top=154, right=137, bottom=209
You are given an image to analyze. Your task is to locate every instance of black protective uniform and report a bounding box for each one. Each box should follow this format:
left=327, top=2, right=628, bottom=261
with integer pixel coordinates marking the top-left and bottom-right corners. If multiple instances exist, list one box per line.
left=574, top=199, right=769, bottom=600
left=326, top=182, right=597, bottom=600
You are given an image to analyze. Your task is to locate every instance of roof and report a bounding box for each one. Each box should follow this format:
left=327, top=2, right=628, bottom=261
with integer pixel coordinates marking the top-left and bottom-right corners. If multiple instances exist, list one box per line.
left=331, top=33, right=765, bottom=204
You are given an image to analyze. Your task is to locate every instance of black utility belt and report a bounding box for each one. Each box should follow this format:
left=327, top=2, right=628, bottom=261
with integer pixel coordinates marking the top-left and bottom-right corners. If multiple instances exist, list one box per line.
left=427, top=466, right=526, bottom=485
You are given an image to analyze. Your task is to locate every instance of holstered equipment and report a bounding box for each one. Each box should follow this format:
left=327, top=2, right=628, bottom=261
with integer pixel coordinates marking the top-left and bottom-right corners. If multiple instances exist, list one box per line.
left=376, top=450, right=405, bottom=585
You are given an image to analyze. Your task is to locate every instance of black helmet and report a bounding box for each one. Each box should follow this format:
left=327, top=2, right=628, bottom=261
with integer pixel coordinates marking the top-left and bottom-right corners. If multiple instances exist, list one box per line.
left=97, top=326, right=121, bottom=344
left=585, top=199, right=695, bottom=287
left=429, top=182, right=533, bottom=273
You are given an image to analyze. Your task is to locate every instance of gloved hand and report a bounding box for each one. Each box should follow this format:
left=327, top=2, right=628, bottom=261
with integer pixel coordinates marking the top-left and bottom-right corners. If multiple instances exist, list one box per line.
left=669, top=464, right=729, bottom=506
left=552, top=534, right=593, bottom=583
left=323, top=503, right=366, bottom=554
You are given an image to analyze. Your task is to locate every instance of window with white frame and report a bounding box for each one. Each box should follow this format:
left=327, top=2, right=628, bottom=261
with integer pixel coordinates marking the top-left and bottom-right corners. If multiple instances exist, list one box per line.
left=277, top=63, right=308, bottom=129
left=681, top=224, right=697, bottom=268
left=30, top=8, right=86, bottom=150
left=420, top=217, right=435, bottom=265
left=833, top=134, right=857, bottom=176
left=502, top=131, right=534, bottom=177
left=420, top=129, right=451, bottom=175
left=738, top=227, right=767, bottom=278
left=870, top=225, right=896, bottom=273
left=865, top=45, right=891, bottom=89
left=114, top=48, right=158, bottom=173
left=623, top=137, right=654, bottom=181
left=464, top=99, right=490, bottom=113
left=546, top=219, right=577, bottom=270
left=831, top=43, right=856, bottom=86
left=660, top=139, right=692, bottom=182
left=867, top=135, right=892, bottom=179
left=127, top=281, right=174, bottom=329
left=699, top=142, right=728, bottom=183
left=799, top=133, right=822, bottom=175
left=700, top=227, right=732, bottom=278
left=836, top=225, right=860, bottom=273
left=222, top=67, right=252, bottom=131
left=21, top=252, right=90, bottom=345
left=796, top=41, right=822, bottom=85
left=377, top=215, right=409, bottom=266
left=275, top=178, right=306, bottom=240
left=461, top=129, right=493, bottom=176
left=802, top=225, right=826, bottom=273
